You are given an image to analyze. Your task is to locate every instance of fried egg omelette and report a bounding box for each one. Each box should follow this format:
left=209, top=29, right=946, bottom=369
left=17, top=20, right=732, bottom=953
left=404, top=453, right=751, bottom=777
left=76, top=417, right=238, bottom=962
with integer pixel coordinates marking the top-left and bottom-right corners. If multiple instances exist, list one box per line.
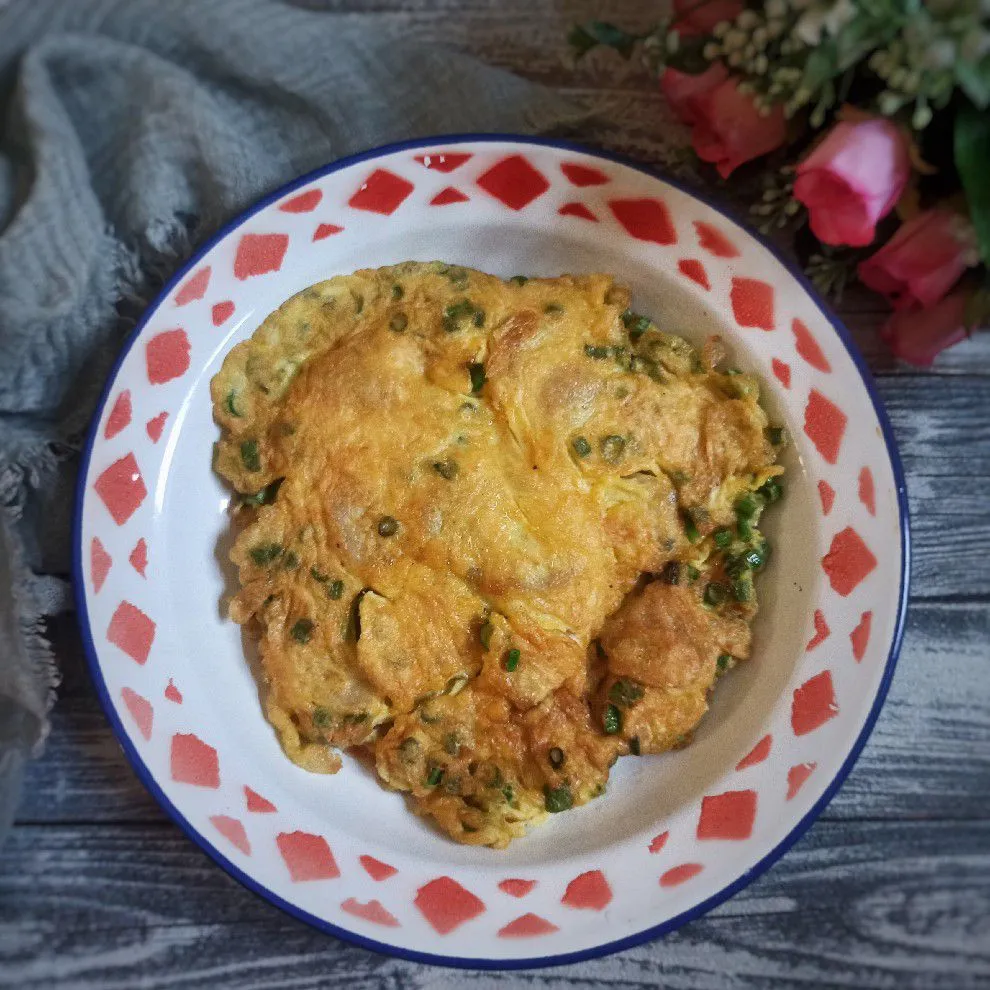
left=210, top=261, right=784, bottom=848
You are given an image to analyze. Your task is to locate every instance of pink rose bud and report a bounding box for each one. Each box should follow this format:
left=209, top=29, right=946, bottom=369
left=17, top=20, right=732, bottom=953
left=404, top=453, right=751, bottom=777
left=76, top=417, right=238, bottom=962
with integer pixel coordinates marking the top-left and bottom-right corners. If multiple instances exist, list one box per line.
left=858, top=209, right=980, bottom=310
left=689, top=78, right=787, bottom=179
left=661, top=62, right=729, bottom=126
left=673, top=0, right=744, bottom=34
left=793, top=119, right=911, bottom=247
left=880, top=291, right=970, bottom=367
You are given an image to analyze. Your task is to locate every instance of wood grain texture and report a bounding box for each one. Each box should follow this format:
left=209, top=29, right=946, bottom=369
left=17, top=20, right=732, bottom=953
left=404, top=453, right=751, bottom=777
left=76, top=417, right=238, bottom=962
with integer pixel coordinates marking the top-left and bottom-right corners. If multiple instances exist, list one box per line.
left=1, top=820, right=987, bottom=988
left=3, top=0, right=987, bottom=984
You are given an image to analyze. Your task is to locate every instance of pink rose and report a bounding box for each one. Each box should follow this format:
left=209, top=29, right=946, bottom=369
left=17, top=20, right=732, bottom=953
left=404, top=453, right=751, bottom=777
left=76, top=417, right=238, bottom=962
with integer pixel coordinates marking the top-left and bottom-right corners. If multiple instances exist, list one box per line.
left=858, top=209, right=979, bottom=310
left=689, top=78, right=787, bottom=179
left=793, top=119, right=910, bottom=247
left=880, top=291, right=970, bottom=367
left=661, top=62, right=729, bottom=126
left=673, top=0, right=744, bottom=34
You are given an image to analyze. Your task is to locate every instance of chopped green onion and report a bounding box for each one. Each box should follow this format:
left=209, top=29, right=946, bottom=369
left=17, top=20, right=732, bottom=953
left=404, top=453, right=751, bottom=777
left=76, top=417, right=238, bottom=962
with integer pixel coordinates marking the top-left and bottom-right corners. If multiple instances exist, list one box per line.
left=473, top=309, right=485, bottom=328
left=572, top=436, right=592, bottom=458
left=732, top=573, right=754, bottom=602
left=600, top=434, right=626, bottom=463
left=767, top=426, right=786, bottom=446
left=290, top=618, right=313, bottom=643
left=737, top=517, right=754, bottom=540
left=313, top=706, right=332, bottom=728
left=548, top=746, right=565, bottom=769
left=544, top=784, right=573, bottom=813
left=717, top=653, right=732, bottom=672
left=736, top=492, right=765, bottom=519
left=310, top=568, right=329, bottom=582
left=544, top=303, right=564, bottom=314
left=661, top=561, right=681, bottom=585
left=468, top=362, right=486, bottom=395
left=686, top=564, right=701, bottom=581
left=389, top=312, right=408, bottom=332
left=328, top=579, right=344, bottom=600
left=391, top=283, right=404, bottom=299
left=502, top=783, right=515, bottom=803
left=744, top=547, right=765, bottom=570
left=442, top=299, right=478, bottom=333
left=433, top=459, right=459, bottom=480
left=509, top=275, right=528, bottom=286
left=609, top=679, right=644, bottom=707
left=479, top=620, right=494, bottom=651
left=249, top=543, right=283, bottom=566
left=283, top=551, right=300, bottom=570
left=629, top=736, right=641, bottom=756
left=505, top=647, right=520, bottom=671
left=603, top=703, right=623, bottom=735
left=703, top=582, right=728, bottom=606
left=241, top=477, right=283, bottom=507
left=622, top=310, right=651, bottom=337
left=584, top=344, right=611, bottom=359
left=725, top=554, right=748, bottom=578
left=713, top=527, right=733, bottom=548
left=683, top=512, right=701, bottom=544
left=426, top=767, right=444, bottom=787
left=225, top=390, right=243, bottom=417
left=240, top=439, right=261, bottom=472
left=377, top=516, right=399, bottom=537
left=758, top=477, right=783, bottom=504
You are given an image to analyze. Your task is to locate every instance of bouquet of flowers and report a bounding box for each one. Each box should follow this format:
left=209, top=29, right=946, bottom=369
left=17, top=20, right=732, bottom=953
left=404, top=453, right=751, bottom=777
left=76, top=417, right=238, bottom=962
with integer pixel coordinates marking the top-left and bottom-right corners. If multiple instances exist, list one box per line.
left=570, top=0, right=990, bottom=365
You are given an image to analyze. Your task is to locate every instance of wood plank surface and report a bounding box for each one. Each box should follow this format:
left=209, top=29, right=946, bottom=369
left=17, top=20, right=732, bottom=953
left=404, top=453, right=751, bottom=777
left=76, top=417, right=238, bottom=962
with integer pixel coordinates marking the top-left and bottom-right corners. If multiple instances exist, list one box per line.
left=1, top=821, right=987, bottom=989
left=2, top=0, right=988, bottom=985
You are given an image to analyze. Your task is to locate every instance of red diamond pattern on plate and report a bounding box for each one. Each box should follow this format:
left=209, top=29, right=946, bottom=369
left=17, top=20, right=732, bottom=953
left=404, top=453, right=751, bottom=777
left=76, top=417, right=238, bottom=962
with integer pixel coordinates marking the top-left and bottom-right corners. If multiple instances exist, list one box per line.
left=430, top=186, right=469, bottom=206
left=234, top=233, right=289, bottom=280
left=120, top=687, right=153, bottom=741
left=212, top=301, right=235, bottom=326
left=476, top=155, right=550, bottom=211
left=609, top=198, right=677, bottom=245
left=822, top=526, right=877, bottom=596
left=694, top=220, right=739, bottom=258
left=660, top=863, right=703, bottom=887
left=279, top=189, right=322, bottom=213
left=498, top=913, right=559, bottom=938
left=792, top=318, right=831, bottom=372
left=858, top=466, right=876, bottom=515
left=649, top=831, right=669, bottom=854
left=277, top=831, right=340, bottom=881
left=170, top=733, right=220, bottom=788
left=818, top=480, right=836, bottom=515
left=341, top=898, right=399, bottom=927
left=806, top=608, right=830, bottom=651
left=791, top=670, right=839, bottom=736
left=91, top=538, right=112, bottom=593
left=558, top=202, right=597, bottom=222
left=415, top=152, right=472, bottom=172
left=851, top=610, right=873, bottom=661
left=560, top=162, right=608, bottom=186
left=146, top=413, right=168, bottom=443
left=174, top=266, right=211, bottom=306
left=772, top=358, right=791, bottom=388
left=678, top=258, right=710, bottom=290
left=498, top=878, right=536, bottom=897
left=736, top=734, right=772, bottom=770
left=360, top=855, right=397, bottom=881
left=128, top=538, right=147, bottom=577
left=105, top=390, right=132, bottom=440
left=804, top=388, right=848, bottom=465
left=94, top=453, right=147, bottom=525
left=210, top=815, right=251, bottom=855
left=414, top=877, right=485, bottom=934
left=244, top=786, right=276, bottom=813
left=697, top=789, right=757, bottom=840
left=313, top=223, right=344, bottom=241
left=348, top=169, right=414, bottom=215
left=561, top=870, right=612, bottom=911
left=146, top=329, right=191, bottom=385
left=107, top=601, right=155, bottom=665
left=787, top=762, right=817, bottom=800
left=164, top=679, right=183, bottom=704
left=730, top=277, right=775, bottom=331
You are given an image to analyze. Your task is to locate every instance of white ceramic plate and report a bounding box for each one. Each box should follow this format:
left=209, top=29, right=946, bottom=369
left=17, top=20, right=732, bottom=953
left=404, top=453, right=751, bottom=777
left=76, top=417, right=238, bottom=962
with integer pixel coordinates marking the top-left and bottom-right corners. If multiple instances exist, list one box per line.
left=74, top=136, right=909, bottom=969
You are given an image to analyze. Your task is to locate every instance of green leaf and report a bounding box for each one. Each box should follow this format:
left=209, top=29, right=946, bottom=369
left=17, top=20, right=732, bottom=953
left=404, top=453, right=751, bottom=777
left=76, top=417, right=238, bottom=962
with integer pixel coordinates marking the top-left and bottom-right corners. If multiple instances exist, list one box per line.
left=957, top=56, right=990, bottom=112
left=568, top=20, right=640, bottom=60
left=955, top=103, right=990, bottom=266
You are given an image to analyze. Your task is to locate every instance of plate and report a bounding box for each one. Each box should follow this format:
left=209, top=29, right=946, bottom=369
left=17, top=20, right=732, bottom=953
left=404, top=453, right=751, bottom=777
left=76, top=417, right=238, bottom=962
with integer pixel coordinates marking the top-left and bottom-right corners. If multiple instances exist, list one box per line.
left=74, top=136, right=909, bottom=968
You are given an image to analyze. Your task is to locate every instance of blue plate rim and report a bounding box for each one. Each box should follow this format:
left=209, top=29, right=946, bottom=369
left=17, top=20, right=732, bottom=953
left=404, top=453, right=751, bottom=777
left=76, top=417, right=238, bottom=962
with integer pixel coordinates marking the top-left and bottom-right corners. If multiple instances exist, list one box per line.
left=72, top=132, right=911, bottom=971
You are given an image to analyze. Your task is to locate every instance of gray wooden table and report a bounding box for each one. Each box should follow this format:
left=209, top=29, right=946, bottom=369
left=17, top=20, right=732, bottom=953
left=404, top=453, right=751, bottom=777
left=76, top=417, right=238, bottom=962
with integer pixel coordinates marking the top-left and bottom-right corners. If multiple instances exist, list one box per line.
left=3, top=2, right=989, bottom=987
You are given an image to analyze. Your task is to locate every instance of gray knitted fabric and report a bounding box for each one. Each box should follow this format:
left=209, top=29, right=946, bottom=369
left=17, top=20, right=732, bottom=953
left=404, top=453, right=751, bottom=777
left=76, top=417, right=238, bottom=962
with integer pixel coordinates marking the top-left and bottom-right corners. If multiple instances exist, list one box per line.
left=0, top=0, right=582, bottom=841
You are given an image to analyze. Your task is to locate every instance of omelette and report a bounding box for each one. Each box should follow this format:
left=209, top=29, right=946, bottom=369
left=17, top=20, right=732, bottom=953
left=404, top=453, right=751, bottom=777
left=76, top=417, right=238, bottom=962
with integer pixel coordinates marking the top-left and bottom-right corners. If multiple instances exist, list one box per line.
left=210, top=261, right=784, bottom=848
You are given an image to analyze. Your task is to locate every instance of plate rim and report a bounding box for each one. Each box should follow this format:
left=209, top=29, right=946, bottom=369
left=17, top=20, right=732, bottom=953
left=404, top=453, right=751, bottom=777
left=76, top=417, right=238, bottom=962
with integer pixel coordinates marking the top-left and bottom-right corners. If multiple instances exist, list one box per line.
left=71, top=133, right=912, bottom=970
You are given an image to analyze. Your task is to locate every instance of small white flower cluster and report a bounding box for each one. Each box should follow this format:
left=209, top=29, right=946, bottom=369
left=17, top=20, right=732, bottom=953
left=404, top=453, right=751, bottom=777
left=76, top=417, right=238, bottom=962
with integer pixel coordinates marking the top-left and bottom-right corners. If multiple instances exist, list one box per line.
left=869, top=13, right=990, bottom=129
